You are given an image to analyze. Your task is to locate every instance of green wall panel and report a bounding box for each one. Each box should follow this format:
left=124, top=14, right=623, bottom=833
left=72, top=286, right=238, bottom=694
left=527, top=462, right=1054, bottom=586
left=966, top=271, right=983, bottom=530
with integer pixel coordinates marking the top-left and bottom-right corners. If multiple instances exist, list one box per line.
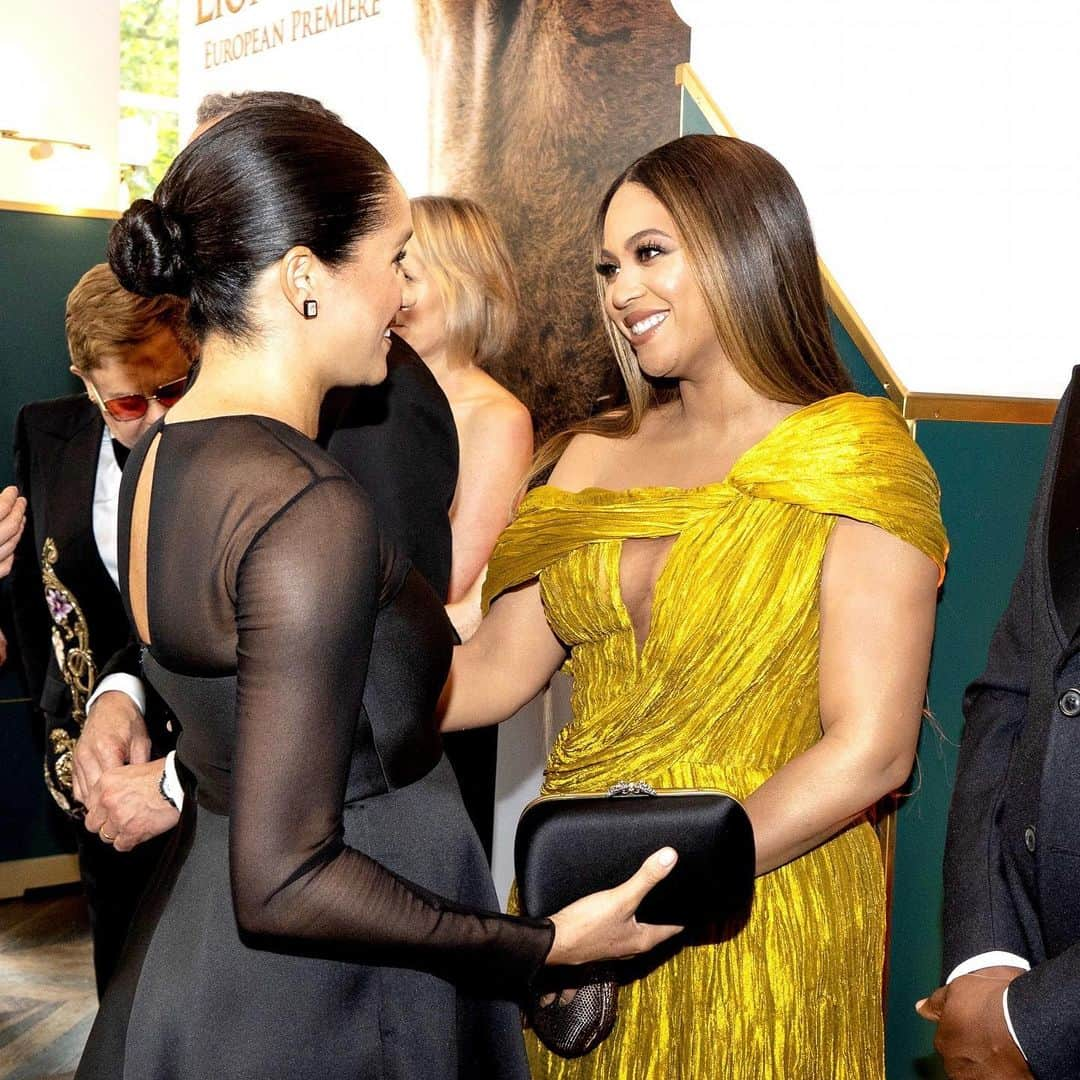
left=886, top=419, right=1050, bottom=1078
left=0, top=209, right=111, bottom=485
left=831, top=312, right=889, bottom=399
left=0, top=208, right=113, bottom=867
left=681, top=85, right=713, bottom=138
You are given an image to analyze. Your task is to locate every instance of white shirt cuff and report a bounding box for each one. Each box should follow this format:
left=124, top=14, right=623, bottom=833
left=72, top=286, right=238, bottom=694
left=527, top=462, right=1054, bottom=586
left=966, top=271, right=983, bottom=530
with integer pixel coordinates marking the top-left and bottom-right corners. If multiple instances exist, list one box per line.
left=162, top=751, right=185, bottom=812
left=1002, top=986, right=1028, bottom=1062
left=947, top=951, right=1031, bottom=983
left=86, top=673, right=147, bottom=716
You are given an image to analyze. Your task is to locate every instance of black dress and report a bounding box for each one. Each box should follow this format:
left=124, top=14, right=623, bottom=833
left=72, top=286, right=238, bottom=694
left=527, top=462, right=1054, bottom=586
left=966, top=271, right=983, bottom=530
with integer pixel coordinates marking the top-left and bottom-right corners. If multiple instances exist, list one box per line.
left=320, top=335, right=458, bottom=600
left=75, top=415, right=552, bottom=1080
left=321, top=340, right=500, bottom=861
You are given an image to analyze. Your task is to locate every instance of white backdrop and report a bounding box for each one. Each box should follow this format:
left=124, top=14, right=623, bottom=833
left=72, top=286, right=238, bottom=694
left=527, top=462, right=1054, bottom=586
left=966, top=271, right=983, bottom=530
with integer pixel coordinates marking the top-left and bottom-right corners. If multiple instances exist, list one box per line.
left=179, top=0, right=430, bottom=194
left=674, top=0, right=1080, bottom=401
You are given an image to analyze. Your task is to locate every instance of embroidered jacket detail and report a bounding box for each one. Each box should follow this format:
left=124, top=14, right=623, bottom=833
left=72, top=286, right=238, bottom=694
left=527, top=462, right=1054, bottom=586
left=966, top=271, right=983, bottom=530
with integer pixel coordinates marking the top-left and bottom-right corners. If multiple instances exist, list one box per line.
left=40, top=537, right=97, bottom=814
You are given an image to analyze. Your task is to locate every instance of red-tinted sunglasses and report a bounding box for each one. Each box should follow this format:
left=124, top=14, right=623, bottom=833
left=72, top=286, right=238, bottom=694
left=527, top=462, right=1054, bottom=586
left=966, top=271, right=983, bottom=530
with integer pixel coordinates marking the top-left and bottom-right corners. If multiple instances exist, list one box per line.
left=87, top=375, right=189, bottom=421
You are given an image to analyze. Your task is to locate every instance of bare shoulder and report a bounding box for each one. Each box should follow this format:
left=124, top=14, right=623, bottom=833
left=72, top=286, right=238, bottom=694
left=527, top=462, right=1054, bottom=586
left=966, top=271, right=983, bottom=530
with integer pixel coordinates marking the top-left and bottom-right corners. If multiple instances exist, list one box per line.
left=547, top=402, right=678, bottom=492
left=824, top=517, right=940, bottom=594
left=455, top=369, right=529, bottom=425
left=455, top=371, right=533, bottom=457
left=548, top=429, right=621, bottom=492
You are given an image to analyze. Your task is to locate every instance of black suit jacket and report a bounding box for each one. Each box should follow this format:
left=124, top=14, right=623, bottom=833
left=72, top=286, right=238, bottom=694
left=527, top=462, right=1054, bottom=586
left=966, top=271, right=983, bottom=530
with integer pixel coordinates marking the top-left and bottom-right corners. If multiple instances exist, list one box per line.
left=943, top=366, right=1080, bottom=1077
left=11, top=395, right=173, bottom=804
left=320, top=334, right=458, bottom=600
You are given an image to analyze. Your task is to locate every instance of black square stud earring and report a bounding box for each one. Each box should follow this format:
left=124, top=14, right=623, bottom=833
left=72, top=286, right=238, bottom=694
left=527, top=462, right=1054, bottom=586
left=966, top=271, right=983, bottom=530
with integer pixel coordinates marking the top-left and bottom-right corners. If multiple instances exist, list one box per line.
left=303, top=299, right=319, bottom=319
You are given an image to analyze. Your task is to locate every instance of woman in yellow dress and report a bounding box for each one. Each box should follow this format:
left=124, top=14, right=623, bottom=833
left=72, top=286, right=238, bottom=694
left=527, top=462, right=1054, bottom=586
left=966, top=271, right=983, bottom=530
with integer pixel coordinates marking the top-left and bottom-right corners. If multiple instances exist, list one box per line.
left=440, top=134, right=947, bottom=1078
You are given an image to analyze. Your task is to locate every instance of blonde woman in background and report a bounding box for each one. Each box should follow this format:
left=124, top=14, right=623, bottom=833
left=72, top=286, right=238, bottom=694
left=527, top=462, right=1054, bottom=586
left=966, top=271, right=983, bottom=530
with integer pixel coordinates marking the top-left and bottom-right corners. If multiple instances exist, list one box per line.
left=393, top=196, right=534, bottom=861
left=394, top=196, right=533, bottom=642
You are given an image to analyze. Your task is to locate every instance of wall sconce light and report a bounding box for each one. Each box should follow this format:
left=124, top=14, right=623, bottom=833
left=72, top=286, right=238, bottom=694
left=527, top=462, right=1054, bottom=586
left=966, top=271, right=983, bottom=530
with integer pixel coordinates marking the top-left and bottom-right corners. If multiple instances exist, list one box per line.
left=2, top=129, right=110, bottom=212
left=1, top=129, right=92, bottom=159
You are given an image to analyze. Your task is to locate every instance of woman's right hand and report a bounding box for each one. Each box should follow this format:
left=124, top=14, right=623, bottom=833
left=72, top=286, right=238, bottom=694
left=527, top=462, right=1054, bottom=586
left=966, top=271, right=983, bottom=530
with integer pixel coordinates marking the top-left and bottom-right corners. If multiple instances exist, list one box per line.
left=545, top=847, right=683, bottom=966
left=0, top=485, right=26, bottom=578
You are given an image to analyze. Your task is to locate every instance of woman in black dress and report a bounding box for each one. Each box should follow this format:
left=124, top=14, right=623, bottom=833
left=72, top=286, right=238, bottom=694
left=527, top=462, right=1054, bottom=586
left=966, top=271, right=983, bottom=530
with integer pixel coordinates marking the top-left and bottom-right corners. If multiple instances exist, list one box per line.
left=75, top=105, right=679, bottom=1080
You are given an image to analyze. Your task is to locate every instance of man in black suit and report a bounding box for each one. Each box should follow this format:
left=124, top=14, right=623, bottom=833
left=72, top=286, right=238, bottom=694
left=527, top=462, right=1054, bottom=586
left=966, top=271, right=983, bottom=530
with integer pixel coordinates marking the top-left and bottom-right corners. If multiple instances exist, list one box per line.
left=318, top=352, right=457, bottom=601
left=917, top=373, right=1080, bottom=1078
left=11, top=264, right=195, bottom=995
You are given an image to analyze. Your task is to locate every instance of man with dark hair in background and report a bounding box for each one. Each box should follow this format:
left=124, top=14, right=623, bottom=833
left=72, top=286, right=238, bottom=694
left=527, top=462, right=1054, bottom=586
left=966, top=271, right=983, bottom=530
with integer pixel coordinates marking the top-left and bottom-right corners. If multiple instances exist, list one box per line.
left=11, top=264, right=196, bottom=995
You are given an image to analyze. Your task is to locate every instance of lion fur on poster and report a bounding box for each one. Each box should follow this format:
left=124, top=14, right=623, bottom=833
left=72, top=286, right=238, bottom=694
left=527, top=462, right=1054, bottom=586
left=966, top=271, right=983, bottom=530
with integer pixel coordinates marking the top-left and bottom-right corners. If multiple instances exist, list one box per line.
left=415, top=1, right=689, bottom=441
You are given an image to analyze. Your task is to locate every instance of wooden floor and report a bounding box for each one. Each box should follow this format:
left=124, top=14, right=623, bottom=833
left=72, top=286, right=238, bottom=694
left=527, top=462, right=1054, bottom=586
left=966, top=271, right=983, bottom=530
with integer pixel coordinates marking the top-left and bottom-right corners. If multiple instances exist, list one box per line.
left=0, top=886, right=94, bottom=1080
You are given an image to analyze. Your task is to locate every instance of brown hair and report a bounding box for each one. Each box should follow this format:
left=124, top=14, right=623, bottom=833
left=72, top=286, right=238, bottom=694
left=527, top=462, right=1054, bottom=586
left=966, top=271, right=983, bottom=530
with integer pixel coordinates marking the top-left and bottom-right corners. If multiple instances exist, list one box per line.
left=65, top=263, right=197, bottom=373
left=195, top=90, right=340, bottom=127
left=531, top=134, right=853, bottom=482
left=408, top=196, right=520, bottom=370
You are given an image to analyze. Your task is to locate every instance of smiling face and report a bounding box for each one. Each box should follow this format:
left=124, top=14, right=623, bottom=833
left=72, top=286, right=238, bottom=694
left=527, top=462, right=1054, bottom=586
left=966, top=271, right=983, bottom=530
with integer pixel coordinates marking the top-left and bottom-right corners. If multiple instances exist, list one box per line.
left=597, top=181, right=719, bottom=382
left=393, top=245, right=448, bottom=364
left=316, top=180, right=413, bottom=386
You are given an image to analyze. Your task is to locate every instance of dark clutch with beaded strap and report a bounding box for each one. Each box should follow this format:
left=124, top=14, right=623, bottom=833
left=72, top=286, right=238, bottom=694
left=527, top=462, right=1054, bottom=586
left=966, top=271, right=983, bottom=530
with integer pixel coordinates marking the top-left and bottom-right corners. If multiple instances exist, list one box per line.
left=515, top=782, right=755, bottom=1057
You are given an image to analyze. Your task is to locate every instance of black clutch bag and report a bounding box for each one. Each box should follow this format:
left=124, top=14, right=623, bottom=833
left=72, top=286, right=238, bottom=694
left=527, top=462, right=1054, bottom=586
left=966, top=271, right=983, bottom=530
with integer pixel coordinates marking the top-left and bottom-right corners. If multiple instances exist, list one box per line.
left=514, top=782, right=755, bottom=926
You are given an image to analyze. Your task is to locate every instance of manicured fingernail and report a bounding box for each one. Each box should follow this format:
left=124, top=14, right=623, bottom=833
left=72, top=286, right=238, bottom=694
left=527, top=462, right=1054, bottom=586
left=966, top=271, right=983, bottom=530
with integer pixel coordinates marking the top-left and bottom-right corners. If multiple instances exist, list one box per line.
left=658, top=847, right=676, bottom=866
left=914, top=999, right=925, bottom=1011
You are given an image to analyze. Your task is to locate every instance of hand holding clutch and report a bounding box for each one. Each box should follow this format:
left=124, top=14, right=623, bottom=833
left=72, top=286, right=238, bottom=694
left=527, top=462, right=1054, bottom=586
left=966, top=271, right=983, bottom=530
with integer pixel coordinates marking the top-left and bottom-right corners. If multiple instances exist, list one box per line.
left=535, top=847, right=683, bottom=1059
left=518, top=784, right=756, bottom=1057
left=544, top=846, right=683, bottom=966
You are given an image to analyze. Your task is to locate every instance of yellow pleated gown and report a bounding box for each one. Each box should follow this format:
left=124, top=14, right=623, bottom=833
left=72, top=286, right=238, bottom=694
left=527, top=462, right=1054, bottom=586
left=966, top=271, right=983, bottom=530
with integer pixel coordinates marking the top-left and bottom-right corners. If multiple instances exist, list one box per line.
left=483, top=393, right=948, bottom=1080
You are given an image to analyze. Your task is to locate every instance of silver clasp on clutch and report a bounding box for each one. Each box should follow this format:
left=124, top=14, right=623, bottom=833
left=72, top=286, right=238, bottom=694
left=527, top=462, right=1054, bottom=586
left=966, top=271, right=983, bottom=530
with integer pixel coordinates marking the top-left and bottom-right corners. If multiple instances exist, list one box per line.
left=606, top=781, right=657, bottom=798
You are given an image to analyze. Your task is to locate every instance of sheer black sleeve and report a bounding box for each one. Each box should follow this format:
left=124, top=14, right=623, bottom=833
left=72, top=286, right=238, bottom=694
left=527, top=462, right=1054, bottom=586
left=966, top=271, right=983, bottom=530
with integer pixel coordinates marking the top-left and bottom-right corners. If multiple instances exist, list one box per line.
left=227, top=476, right=553, bottom=995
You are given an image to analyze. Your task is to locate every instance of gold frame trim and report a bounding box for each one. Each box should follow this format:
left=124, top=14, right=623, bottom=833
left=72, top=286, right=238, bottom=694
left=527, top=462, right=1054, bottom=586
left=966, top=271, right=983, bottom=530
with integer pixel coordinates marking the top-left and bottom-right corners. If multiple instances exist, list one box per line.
left=0, top=199, right=119, bottom=221
left=903, top=393, right=1057, bottom=424
left=0, top=853, right=81, bottom=900
left=675, top=63, right=1054, bottom=426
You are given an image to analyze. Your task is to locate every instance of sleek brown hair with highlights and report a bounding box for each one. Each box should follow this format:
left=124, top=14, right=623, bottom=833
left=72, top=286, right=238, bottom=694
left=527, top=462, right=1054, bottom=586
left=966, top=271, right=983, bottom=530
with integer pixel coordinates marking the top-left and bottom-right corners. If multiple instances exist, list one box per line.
left=408, top=196, right=520, bottom=370
left=531, top=134, right=852, bottom=482
left=65, top=263, right=197, bottom=373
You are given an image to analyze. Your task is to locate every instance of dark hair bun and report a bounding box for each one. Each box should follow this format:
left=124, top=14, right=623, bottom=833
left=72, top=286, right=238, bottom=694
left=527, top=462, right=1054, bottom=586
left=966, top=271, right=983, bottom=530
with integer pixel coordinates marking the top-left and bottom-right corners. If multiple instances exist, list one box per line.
left=107, top=198, right=193, bottom=298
